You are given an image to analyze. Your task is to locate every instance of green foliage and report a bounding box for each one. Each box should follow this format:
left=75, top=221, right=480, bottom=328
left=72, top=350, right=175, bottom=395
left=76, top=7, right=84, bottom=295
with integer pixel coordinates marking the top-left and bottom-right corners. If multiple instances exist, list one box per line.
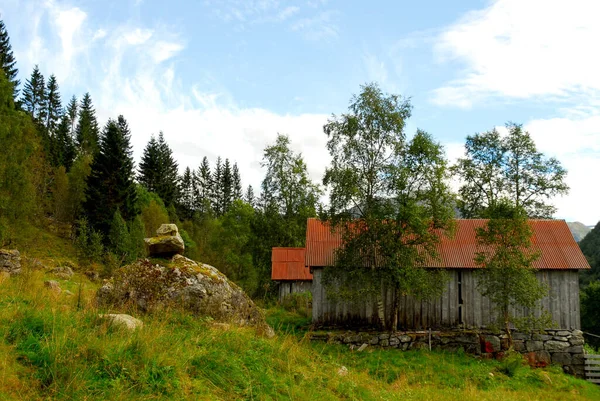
left=454, top=123, right=569, bottom=218
left=44, top=74, right=62, bottom=135
left=0, top=19, right=19, bottom=99
left=140, top=198, right=169, bottom=237
left=581, top=281, right=600, bottom=347
left=322, top=83, right=455, bottom=330
left=75, top=92, right=99, bottom=155
left=475, top=203, right=549, bottom=343
left=21, top=65, right=46, bottom=123
left=83, top=116, right=138, bottom=237
left=138, top=132, right=179, bottom=206
left=108, top=210, right=130, bottom=260
left=65, top=154, right=92, bottom=222
left=280, top=291, right=312, bottom=318
left=580, top=221, right=600, bottom=284
left=0, top=71, right=43, bottom=243
left=75, top=218, right=104, bottom=265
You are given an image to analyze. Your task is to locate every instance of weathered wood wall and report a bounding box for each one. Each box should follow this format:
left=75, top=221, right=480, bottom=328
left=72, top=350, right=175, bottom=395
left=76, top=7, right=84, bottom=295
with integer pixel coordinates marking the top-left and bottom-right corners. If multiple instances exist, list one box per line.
left=278, top=281, right=312, bottom=302
left=311, top=268, right=581, bottom=330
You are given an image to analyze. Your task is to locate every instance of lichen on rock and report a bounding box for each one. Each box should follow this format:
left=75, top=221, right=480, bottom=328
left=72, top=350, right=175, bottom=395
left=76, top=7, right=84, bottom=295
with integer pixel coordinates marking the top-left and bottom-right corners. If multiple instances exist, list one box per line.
left=96, top=255, right=273, bottom=336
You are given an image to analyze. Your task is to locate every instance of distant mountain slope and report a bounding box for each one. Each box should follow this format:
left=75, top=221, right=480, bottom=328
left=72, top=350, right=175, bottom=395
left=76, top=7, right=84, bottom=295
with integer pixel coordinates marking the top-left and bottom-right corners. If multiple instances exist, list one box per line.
left=568, top=222, right=592, bottom=242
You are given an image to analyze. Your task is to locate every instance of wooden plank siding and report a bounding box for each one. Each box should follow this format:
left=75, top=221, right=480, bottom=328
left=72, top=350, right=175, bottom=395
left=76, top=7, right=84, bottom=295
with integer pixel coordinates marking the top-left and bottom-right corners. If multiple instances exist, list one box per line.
left=277, top=281, right=312, bottom=302
left=311, top=268, right=581, bottom=329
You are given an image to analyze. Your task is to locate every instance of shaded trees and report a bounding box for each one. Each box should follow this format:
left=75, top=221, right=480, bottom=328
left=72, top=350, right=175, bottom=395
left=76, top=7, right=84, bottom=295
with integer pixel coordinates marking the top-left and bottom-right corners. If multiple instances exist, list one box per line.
left=138, top=132, right=179, bottom=206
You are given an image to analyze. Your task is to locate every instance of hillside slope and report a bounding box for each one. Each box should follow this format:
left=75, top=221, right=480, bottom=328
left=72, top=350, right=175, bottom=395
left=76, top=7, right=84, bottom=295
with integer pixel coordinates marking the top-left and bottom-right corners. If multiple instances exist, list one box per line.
left=1, top=249, right=599, bottom=400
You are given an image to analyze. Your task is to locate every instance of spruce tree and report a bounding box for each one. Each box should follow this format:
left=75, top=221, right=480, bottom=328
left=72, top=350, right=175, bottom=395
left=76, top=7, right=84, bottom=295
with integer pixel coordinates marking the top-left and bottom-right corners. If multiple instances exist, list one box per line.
left=83, top=115, right=138, bottom=236
left=221, top=158, right=233, bottom=214
left=178, top=166, right=195, bottom=219
left=21, top=65, right=46, bottom=122
left=0, top=19, right=19, bottom=100
left=212, top=156, right=223, bottom=216
left=195, top=156, right=212, bottom=215
left=138, top=132, right=179, bottom=206
left=76, top=92, right=100, bottom=155
left=244, top=185, right=255, bottom=207
left=156, top=132, right=179, bottom=206
left=232, top=162, right=242, bottom=200
left=66, top=95, right=78, bottom=134
left=44, top=74, right=62, bottom=135
left=51, top=113, right=76, bottom=169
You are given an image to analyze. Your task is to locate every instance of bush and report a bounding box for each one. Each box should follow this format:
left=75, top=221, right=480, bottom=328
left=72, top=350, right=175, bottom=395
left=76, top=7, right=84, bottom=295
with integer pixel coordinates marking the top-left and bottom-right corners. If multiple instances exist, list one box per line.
left=280, top=291, right=312, bottom=318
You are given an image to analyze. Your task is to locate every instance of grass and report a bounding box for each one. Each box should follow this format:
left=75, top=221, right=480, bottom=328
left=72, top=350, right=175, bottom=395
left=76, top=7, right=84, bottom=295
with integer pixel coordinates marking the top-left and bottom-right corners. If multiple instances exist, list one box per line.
left=1, top=249, right=600, bottom=399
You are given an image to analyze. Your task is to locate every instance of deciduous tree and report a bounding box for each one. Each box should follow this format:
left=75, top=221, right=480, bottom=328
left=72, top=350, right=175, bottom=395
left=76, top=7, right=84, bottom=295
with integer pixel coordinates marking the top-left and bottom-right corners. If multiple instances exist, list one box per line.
left=322, top=83, right=455, bottom=330
left=454, top=123, right=569, bottom=218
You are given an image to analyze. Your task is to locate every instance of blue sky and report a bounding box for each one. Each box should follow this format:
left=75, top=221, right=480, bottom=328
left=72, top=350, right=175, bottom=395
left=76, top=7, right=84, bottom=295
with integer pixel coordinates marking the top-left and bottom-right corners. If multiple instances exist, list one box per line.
left=2, top=0, right=600, bottom=224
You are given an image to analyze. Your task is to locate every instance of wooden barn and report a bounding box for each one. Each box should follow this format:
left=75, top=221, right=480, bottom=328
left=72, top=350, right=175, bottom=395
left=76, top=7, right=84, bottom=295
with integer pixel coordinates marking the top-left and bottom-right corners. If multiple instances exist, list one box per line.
left=271, top=247, right=312, bottom=302
left=305, top=218, right=590, bottom=330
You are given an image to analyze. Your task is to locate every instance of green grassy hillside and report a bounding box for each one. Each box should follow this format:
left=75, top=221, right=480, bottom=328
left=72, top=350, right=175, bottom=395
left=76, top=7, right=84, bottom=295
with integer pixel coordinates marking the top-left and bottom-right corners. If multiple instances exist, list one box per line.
left=1, top=236, right=599, bottom=400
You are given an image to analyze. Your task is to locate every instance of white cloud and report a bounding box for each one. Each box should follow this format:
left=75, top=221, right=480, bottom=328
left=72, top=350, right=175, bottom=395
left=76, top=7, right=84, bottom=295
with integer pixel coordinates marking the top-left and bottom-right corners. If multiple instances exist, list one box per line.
left=291, top=10, right=339, bottom=41
left=433, top=0, right=600, bottom=108
left=8, top=0, right=330, bottom=197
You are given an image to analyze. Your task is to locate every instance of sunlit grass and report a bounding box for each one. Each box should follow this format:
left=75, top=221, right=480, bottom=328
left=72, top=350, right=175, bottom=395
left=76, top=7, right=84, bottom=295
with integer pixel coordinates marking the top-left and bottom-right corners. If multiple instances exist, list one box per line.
left=1, top=258, right=599, bottom=400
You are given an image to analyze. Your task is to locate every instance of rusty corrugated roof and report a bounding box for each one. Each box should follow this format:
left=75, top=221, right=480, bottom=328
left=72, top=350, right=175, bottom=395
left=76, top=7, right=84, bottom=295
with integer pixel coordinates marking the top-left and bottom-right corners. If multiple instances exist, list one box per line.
left=271, top=247, right=312, bottom=281
left=305, top=218, right=590, bottom=270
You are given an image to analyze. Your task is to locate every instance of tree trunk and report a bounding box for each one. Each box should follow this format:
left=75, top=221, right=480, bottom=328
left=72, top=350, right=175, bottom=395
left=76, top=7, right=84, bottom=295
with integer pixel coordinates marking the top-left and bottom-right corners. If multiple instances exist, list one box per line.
left=504, top=309, right=512, bottom=348
left=391, top=287, right=399, bottom=331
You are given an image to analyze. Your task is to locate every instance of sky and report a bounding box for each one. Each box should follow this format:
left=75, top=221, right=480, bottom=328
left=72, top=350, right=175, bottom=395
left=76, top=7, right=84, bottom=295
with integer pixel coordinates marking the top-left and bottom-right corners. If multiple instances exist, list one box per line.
left=2, top=0, right=599, bottom=225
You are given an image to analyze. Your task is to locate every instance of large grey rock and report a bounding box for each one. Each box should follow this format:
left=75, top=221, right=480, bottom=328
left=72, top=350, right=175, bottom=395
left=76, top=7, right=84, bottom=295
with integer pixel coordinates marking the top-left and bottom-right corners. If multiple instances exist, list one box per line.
left=96, top=255, right=272, bottom=335
left=144, top=227, right=185, bottom=256
left=483, top=335, right=501, bottom=352
left=99, top=314, right=143, bottom=331
left=0, top=249, right=21, bottom=275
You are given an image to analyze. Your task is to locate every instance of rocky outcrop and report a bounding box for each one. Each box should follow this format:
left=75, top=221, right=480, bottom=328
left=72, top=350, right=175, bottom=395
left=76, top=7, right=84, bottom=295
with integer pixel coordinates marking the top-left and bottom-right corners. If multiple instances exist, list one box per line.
left=0, top=249, right=21, bottom=275
left=144, top=224, right=184, bottom=256
left=311, top=329, right=586, bottom=377
left=49, top=265, right=74, bottom=279
left=96, top=255, right=273, bottom=337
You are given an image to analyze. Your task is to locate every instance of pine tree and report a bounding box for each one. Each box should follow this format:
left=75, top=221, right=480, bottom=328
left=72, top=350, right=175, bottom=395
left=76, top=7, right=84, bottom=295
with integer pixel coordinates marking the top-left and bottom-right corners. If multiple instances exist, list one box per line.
left=138, top=132, right=179, bottom=206
left=76, top=92, right=100, bottom=155
left=21, top=65, right=46, bottom=122
left=0, top=19, right=19, bottom=100
left=51, top=113, right=76, bottom=169
left=178, top=166, right=195, bottom=219
left=66, top=95, right=78, bottom=135
left=44, top=74, right=62, bottom=135
left=212, top=157, right=223, bottom=216
left=83, top=115, right=138, bottom=236
left=232, top=162, right=242, bottom=200
left=195, top=156, right=212, bottom=215
left=156, top=132, right=179, bottom=206
left=221, top=158, right=233, bottom=214
left=244, top=185, right=255, bottom=207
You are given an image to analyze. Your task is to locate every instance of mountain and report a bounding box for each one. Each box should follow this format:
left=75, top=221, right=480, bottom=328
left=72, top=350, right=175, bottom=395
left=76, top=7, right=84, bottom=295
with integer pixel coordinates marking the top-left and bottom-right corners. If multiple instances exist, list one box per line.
left=567, top=221, right=592, bottom=242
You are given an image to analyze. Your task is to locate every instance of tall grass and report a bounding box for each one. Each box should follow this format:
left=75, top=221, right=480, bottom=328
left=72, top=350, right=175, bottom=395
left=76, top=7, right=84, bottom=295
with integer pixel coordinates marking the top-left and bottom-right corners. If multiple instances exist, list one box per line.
left=1, top=261, right=599, bottom=400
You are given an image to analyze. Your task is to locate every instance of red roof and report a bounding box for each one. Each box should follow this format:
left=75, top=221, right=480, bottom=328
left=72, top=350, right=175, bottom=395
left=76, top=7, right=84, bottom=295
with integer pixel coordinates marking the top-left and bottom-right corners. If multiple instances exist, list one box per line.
left=271, top=247, right=312, bottom=281
left=305, top=218, right=590, bottom=270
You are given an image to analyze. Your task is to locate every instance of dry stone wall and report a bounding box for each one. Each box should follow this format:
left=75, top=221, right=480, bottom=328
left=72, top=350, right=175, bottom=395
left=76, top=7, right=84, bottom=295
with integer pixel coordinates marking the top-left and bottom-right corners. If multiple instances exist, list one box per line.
left=310, top=329, right=585, bottom=377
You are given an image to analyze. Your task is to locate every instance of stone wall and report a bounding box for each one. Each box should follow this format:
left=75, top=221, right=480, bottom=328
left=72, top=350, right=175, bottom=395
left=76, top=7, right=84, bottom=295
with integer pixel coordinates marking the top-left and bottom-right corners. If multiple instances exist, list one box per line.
left=310, top=329, right=585, bottom=377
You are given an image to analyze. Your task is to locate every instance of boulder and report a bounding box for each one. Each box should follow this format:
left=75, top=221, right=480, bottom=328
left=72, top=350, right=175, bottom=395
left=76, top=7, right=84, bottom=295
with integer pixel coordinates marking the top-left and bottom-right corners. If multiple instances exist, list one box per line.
left=96, top=255, right=273, bottom=335
left=0, top=249, right=21, bottom=275
left=49, top=265, right=74, bottom=279
left=144, top=224, right=185, bottom=256
left=99, top=314, right=143, bottom=331
left=44, top=280, right=61, bottom=293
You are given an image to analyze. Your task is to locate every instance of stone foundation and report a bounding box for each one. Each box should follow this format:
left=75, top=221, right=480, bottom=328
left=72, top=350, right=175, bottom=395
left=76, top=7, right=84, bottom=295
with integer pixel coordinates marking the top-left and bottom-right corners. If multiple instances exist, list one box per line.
left=310, top=329, right=585, bottom=377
